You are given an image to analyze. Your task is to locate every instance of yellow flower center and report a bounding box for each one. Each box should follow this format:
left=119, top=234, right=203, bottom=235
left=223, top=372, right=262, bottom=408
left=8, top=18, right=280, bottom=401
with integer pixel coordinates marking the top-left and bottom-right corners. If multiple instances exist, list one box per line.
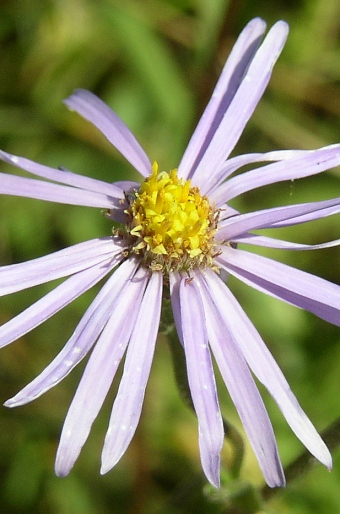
left=123, top=163, right=219, bottom=272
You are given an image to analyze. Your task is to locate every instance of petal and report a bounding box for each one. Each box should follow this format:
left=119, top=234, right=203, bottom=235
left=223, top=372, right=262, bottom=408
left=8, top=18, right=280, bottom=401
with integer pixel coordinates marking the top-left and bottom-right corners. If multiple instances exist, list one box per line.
left=179, top=274, right=224, bottom=487
left=0, top=150, right=123, bottom=199
left=197, top=270, right=285, bottom=487
left=267, top=204, right=340, bottom=229
left=64, top=89, right=151, bottom=178
left=204, top=149, right=314, bottom=197
left=169, top=271, right=184, bottom=344
left=178, top=17, right=267, bottom=179
left=0, top=172, right=115, bottom=209
left=5, top=258, right=139, bottom=407
left=217, top=196, right=340, bottom=241
left=232, top=233, right=340, bottom=250
left=0, top=258, right=114, bottom=348
left=211, top=144, right=340, bottom=206
left=111, top=180, right=140, bottom=192
left=0, top=237, right=120, bottom=296
left=204, top=268, right=332, bottom=469
left=101, top=270, right=162, bottom=473
left=188, top=21, right=289, bottom=189
left=55, top=266, right=149, bottom=477
left=217, top=246, right=340, bottom=326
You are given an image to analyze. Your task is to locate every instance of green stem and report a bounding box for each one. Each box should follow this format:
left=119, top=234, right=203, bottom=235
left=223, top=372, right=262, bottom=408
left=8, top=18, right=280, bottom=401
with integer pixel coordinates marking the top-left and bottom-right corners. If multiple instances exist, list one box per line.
left=222, top=418, right=245, bottom=480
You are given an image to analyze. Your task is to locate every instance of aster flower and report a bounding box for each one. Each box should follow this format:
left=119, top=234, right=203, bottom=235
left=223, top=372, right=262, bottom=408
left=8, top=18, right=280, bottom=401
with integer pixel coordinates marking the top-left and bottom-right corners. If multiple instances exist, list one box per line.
left=1, top=17, right=340, bottom=489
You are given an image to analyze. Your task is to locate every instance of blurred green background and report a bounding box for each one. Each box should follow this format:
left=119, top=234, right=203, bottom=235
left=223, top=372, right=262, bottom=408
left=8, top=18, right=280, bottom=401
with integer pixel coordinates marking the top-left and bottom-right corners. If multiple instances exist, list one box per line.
left=1, top=0, right=340, bottom=512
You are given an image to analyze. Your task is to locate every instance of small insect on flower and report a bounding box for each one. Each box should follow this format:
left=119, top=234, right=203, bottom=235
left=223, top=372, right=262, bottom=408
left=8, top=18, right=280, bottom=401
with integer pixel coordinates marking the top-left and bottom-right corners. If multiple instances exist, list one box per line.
left=1, top=17, right=340, bottom=488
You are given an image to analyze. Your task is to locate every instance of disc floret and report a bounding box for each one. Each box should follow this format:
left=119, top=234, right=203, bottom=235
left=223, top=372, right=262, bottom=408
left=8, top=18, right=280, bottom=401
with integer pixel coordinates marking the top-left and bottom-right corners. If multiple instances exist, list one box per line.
left=123, top=162, right=220, bottom=272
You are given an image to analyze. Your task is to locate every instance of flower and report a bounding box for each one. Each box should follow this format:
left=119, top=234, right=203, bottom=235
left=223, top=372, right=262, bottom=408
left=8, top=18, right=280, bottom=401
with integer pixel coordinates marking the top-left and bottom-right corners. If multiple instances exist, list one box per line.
left=1, top=17, right=340, bottom=489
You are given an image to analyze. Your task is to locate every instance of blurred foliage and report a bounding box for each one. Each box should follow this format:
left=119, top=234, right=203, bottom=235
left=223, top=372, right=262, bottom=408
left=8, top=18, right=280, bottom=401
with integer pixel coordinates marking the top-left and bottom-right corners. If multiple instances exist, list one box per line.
left=0, top=0, right=340, bottom=512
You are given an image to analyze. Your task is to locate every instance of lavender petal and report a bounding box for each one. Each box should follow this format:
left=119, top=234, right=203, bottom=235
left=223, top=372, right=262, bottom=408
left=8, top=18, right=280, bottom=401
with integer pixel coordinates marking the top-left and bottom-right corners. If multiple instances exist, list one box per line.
left=218, top=196, right=340, bottom=241
left=5, top=258, right=139, bottom=407
left=64, top=89, right=151, bottom=178
left=233, top=233, right=340, bottom=250
left=204, top=268, right=332, bottom=469
left=179, top=274, right=224, bottom=487
left=169, top=271, right=184, bottom=345
left=267, top=205, right=340, bottom=228
left=197, top=270, right=285, bottom=487
left=0, top=150, right=123, bottom=199
left=0, top=237, right=120, bottom=296
left=101, top=271, right=162, bottom=473
left=211, top=144, right=340, bottom=206
left=0, top=259, right=114, bottom=348
left=218, top=247, right=340, bottom=326
left=204, top=149, right=314, bottom=197
left=178, top=17, right=267, bottom=179
left=189, top=21, right=288, bottom=189
left=0, top=172, right=116, bottom=209
left=54, top=267, right=149, bottom=477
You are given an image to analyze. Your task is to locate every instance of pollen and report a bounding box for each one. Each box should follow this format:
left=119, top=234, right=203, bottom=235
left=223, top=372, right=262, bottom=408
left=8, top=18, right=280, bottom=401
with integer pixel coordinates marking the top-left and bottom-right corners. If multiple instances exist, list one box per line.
left=123, top=162, right=220, bottom=272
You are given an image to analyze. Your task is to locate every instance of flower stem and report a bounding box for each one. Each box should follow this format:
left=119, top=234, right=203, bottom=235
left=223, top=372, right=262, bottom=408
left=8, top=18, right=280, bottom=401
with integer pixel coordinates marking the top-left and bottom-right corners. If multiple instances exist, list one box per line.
left=222, top=418, right=245, bottom=480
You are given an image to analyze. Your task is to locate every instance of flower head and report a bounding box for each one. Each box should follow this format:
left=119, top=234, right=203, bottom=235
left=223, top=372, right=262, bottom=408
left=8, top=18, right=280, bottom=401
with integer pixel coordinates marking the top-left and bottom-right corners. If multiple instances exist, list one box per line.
left=1, top=18, right=340, bottom=488
left=122, top=162, right=220, bottom=271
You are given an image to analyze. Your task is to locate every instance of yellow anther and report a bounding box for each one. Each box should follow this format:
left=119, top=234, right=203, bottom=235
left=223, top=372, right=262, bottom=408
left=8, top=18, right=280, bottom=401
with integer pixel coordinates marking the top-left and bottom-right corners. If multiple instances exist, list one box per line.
left=124, top=163, right=219, bottom=272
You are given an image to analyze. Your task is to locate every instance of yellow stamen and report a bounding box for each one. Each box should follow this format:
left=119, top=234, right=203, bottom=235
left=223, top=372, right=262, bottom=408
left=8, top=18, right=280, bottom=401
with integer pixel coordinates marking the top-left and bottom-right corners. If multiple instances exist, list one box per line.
left=124, top=162, right=219, bottom=272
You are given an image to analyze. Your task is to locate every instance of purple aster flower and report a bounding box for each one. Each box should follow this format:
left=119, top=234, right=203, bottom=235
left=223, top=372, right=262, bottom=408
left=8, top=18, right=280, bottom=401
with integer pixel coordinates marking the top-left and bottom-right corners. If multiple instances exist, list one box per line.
left=1, top=17, right=340, bottom=489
